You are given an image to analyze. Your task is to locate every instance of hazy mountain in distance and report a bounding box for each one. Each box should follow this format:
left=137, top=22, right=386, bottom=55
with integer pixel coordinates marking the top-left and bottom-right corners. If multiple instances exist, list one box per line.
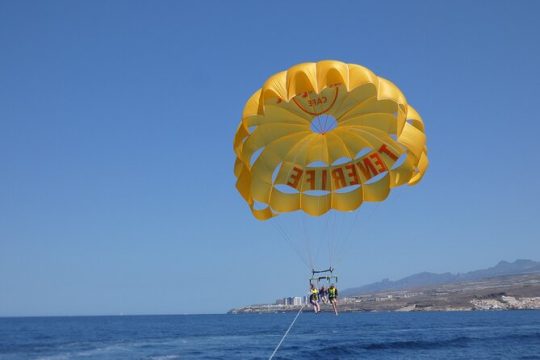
left=342, top=259, right=540, bottom=296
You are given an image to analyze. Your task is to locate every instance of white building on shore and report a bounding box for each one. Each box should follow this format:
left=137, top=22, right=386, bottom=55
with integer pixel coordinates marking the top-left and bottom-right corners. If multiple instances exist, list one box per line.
left=276, top=296, right=305, bottom=306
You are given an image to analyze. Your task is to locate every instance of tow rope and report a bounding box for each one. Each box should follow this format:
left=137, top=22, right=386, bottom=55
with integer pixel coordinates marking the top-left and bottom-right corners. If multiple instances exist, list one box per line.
left=269, top=305, right=305, bottom=359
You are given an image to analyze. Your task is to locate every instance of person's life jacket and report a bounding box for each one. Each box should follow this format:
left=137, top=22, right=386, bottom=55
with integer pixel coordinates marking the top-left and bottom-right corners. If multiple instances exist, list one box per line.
left=310, top=288, right=319, bottom=301
left=328, top=287, right=337, bottom=298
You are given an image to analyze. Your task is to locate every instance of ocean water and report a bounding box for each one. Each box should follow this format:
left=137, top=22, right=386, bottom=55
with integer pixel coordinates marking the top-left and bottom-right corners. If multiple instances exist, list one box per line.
left=1, top=311, right=539, bottom=359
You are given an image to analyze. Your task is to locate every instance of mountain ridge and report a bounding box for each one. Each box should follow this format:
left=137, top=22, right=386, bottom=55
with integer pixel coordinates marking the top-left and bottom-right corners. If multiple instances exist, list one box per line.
left=342, top=259, right=540, bottom=296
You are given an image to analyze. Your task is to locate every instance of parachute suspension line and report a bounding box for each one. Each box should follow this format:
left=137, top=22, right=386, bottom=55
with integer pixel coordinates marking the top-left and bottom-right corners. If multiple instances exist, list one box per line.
left=334, top=210, right=350, bottom=267
left=318, top=129, right=337, bottom=271
left=324, top=210, right=332, bottom=268
left=298, top=96, right=326, bottom=271
left=297, top=97, right=326, bottom=271
left=335, top=212, right=343, bottom=267
left=333, top=207, right=364, bottom=268
left=333, top=189, right=406, bottom=265
left=301, top=215, right=314, bottom=271
left=333, top=201, right=382, bottom=267
left=273, top=221, right=306, bottom=268
left=308, top=129, right=328, bottom=272
left=350, top=186, right=407, bottom=259
left=272, top=89, right=345, bottom=273
left=312, top=214, right=326, bottom=271
left=328, top=211, right=337, bottom=269
left=304, top=92, right=359, bottom=271
left=271, top=220, right=311, bottom=270
left=268, top=305, right=305, bottom=360
left=277, top=131, right=318, bottom=270
left=324, top=210, right=343, bottom=270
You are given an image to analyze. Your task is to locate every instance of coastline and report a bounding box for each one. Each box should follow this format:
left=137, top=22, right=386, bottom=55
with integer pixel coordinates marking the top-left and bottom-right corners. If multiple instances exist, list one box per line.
left=229, top=273, right=540, bottom=314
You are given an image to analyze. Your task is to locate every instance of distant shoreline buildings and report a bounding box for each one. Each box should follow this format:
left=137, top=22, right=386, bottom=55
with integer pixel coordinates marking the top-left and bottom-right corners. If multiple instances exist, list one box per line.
left=275, top=296, right=305, bottom=306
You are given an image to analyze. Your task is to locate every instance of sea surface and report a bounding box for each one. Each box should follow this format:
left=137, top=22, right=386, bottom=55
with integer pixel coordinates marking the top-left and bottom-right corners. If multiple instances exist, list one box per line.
left=1, top=311, right=539, bottom=359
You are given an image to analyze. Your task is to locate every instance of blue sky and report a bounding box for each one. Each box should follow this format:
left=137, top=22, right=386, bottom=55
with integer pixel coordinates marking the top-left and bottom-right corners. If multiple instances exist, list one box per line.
left=1, top=0, right=539, bottom=316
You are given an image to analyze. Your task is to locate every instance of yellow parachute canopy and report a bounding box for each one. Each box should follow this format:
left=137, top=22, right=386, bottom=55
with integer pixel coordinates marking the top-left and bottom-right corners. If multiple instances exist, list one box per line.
left=234, top=60, right=428, bottom=220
